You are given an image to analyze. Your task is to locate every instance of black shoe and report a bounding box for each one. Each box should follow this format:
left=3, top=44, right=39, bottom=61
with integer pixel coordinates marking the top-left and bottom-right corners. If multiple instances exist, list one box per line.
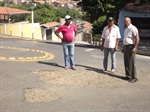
left=71, top=67, right=76, bottom=70
left=122, top=76, right=130, bottom=80
left=129, top=78, right=138, bottom=83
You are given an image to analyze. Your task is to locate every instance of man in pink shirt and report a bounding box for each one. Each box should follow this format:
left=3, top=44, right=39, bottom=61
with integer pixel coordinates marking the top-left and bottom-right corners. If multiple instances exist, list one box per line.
left=55, top=15, right=77, bottom=70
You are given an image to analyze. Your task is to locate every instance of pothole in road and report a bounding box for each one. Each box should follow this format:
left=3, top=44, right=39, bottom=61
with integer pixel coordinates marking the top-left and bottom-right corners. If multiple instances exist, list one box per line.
left=24, top=87, right=65, bottom=103
left=32, top=69, right=125, bottom=88
left=26, top=69, right=125, bottom=103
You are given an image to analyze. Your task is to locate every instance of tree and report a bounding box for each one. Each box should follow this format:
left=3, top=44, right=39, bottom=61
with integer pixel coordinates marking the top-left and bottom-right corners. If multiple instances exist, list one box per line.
left=0, top=0, right=7, bottom=6
left=32, top=8, right=55, bottom=24
left=11, top=14, right=28, bottom=23
left=80, top=0, right=134, bottom=23
left=54, top=8, right=67, bottom=19
left=67, top=9, right=82, bottom=20
left=92, top=15, right=107, bottom=39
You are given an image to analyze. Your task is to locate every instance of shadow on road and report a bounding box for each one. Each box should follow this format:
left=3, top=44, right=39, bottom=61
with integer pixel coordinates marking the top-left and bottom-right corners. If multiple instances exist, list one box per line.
left=37, top=62, right=125, bottom=81
left=41, top=41, right=97, bottom=48
left=37, top=61, right=64, bottom=68
left=75, top=64, right=124, bottom=80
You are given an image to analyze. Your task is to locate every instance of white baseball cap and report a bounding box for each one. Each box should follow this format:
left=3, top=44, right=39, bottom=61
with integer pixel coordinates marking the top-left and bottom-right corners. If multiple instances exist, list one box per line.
left=65, top=15, right=72, bottom=20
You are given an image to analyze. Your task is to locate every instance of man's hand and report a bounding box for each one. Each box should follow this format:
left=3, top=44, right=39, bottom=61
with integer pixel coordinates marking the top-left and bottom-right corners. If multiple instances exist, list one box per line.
left=101, top=46, right=104, bottom=51
left=132, top=48, right=137, bottom=53
left=115, top=46, right=119, bottom=51
left=60, top=37, right=63, bottom=42
left=122, top=47, right=124, bottom=53
left=73, top=38, right=76, bottom=42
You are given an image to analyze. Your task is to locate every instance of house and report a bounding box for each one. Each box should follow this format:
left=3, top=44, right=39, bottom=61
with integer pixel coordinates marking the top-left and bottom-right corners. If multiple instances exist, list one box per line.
left=2, top=0, right=32, bottom=4
left=0, top=7, right=42, bottom=40
left=0, top=7, right=31, bottom=23
left=33, top=0, right=45, bottom=4
left=118, top=0, right=150, bottom=40
left=40, top=22, right=60, bottom=41
left=52, top=1, right=63, bottom=8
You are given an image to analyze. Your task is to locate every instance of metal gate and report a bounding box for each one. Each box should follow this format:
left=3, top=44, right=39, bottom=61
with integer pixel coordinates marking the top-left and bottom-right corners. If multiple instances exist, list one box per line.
left=46, top=29, right=52, bottom=40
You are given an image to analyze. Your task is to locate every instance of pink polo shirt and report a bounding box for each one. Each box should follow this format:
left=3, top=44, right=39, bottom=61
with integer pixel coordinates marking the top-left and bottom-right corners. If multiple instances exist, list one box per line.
left=55, top=24, right=77, bottom=42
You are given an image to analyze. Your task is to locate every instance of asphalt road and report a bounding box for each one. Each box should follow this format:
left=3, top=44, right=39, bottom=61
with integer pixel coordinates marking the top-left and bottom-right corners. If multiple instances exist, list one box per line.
left=0, top=38, right=150, bottom=112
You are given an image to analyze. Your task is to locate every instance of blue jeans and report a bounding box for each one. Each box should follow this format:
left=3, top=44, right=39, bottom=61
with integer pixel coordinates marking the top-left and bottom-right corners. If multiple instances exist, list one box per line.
left=62, top=41, right=75, bottom=67
left=103, top=47, right=116, bottom=70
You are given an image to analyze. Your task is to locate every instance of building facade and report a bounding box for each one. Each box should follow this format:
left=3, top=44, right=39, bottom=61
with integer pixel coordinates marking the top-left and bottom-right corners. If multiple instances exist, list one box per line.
left=118, top=1, right=150, bottom=40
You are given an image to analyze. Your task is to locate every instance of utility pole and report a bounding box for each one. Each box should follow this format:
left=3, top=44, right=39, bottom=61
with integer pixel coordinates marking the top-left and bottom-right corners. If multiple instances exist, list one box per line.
left=31, top=3, right=36, bottom=39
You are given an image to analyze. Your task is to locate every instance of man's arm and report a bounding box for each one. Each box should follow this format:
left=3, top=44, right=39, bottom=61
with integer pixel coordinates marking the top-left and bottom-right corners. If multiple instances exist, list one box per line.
left=73, top=31, right=77, bottom=41
left=101, top=28, right=105, bottom=51
left=132, top=35, right=140, bottom=52
left=101, top=38, right=105, bottom=51
left=115, top=38, right=120, bottom=51
left=54, top=31, right=63, bottom=41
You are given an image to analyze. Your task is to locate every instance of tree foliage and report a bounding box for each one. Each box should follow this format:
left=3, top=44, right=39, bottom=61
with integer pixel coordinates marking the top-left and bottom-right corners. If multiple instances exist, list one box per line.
left=79, top=0, right=149, bottom=37
left=34, top=8, right=55, bottom=24
left=92, top=16, right=107, bottom=34
left=81, top=0, right=130, bottom=23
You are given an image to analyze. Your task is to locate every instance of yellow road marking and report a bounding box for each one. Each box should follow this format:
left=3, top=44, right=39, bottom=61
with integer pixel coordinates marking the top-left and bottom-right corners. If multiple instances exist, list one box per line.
left=0, top=57, right=6, bottom=60
left=0, top=46, right=55, bottom=62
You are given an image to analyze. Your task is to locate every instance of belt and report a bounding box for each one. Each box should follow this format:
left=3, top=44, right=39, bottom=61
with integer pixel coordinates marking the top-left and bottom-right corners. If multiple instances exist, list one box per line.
left=124, top=44, right=134, bottom=47
left=63, top=40, right=73, bottom=43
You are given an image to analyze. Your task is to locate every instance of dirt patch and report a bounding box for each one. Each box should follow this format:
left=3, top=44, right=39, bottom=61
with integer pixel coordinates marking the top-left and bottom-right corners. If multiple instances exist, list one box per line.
left=24, top=87, right=65, bottom=103
left=25, top=69, right=126, bottom=103
left=33, top=69, right=125, bottom=88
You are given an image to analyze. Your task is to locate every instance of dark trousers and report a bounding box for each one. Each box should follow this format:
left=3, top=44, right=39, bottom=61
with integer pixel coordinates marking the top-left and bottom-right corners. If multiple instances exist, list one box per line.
left=124, top=45, right=137, bottom=79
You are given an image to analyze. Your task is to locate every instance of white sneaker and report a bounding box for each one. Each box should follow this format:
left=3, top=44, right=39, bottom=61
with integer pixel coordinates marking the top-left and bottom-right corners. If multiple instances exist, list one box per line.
left=111, top=69, right=115, bottom=73
left=102, top=68, right=107, bottom=71
left=64, top=66, right=68, bottom=70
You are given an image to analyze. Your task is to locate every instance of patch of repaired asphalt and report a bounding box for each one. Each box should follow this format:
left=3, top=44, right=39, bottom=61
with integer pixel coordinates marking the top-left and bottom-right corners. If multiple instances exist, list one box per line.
left=24, top=69, right=126, bottom=103
left=32, top=69, right=125, bottom=88
left=24, top=87, right=65, bottom=103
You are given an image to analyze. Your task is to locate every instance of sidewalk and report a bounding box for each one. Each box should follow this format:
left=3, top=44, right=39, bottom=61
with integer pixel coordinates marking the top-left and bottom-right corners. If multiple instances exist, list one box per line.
left=76, top=39, right=150, bottom=56
left=118, top=39, right=150, bottom=56
left=75, top=39, right=150, bottom=56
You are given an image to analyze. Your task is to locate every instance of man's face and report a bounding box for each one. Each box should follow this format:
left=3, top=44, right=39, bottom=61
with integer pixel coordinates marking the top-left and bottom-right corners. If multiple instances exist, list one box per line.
left=65, top=19, right=72, bottom=24
left=124, top=18, right=131, bottom=27
left=108, top=20, right=114, bottom=26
